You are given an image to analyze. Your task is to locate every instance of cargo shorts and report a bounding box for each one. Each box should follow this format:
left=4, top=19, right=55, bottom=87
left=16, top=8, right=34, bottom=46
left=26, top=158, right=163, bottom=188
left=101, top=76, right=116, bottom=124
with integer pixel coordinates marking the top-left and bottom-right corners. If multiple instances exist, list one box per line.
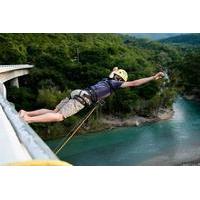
left=55, top=89, right=92, bottom=118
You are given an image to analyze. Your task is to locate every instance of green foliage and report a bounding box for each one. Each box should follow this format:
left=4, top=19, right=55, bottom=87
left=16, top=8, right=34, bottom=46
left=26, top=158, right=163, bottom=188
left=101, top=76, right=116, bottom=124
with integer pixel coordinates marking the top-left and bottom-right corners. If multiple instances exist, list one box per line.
left=6, top=86, right=36, bottom=110
left=0, top=35, right=27, bottom=64
left=37, top=87, right=70, bottom=109
left=177, top=49, right=200, bottom=96
left=160, top=33, right=200, bottom=46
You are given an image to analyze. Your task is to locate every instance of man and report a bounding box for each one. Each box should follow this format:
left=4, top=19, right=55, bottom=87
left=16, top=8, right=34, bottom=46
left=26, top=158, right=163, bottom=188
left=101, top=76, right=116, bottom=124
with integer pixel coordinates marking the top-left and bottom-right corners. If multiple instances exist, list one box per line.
left=19, top=67, right=164, bottom=123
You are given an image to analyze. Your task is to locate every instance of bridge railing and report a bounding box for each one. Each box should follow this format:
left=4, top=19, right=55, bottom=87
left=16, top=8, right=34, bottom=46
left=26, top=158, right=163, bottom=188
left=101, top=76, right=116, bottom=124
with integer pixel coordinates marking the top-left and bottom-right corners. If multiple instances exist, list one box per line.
left=0, top=93, right=58, bottom=160
left=0, top=64, right=34, bottom=68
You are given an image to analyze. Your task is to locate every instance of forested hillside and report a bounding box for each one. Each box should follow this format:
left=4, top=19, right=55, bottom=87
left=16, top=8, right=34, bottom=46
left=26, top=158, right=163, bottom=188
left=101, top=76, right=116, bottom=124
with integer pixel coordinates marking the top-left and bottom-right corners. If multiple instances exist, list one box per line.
left=160, top=33, right=200, bottom=99
left=128, top=33, right=182, bottom=41
left=0, top=33, right=188, bottom=139
left=160, top=33, right=200, bottom=46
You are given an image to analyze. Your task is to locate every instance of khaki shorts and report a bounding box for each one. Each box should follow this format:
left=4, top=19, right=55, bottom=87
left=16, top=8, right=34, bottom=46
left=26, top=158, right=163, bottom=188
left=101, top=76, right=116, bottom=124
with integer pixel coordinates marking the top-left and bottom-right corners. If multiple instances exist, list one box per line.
left=55, top=89, right=92, bottom=118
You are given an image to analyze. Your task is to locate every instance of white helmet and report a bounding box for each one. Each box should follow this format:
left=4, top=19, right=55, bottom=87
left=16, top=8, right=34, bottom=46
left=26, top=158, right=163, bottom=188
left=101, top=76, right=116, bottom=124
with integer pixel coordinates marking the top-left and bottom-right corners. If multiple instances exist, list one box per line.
left=109, top=67, right=128, bottom=81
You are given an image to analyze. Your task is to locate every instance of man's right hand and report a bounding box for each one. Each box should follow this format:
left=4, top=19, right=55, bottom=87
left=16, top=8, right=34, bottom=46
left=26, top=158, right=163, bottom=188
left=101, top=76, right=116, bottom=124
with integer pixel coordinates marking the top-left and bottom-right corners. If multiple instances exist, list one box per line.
left=153, top=72, right=165, bottom=80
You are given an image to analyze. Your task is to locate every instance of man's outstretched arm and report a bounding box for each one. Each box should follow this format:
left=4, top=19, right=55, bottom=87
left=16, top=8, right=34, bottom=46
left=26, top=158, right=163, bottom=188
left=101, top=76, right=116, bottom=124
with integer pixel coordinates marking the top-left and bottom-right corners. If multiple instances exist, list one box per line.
left=120, top=72, right=164, bottom=88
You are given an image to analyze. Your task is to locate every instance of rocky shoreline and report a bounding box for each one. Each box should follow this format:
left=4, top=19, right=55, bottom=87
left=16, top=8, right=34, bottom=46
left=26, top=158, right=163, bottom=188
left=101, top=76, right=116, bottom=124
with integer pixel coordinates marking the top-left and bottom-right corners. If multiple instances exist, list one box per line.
left=82, top=108, right=174, bottom=134
left=183, top=91, right=200, bottom=102
left=178, top=159, right=200, bottom=166
left=100, top=108, right=174, bottom=129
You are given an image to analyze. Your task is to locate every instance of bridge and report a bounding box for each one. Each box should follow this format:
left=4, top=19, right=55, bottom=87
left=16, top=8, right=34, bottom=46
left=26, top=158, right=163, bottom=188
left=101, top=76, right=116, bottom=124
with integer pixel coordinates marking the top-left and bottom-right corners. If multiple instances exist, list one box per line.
left=0, top=64, right=34, bottom=88
left=0, top=65, right=70, bottom=166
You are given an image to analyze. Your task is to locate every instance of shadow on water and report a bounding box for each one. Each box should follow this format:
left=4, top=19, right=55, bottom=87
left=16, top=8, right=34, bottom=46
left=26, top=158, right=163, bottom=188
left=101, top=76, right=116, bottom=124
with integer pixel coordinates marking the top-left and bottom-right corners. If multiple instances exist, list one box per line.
left=47, top=97, right=200, bottom=166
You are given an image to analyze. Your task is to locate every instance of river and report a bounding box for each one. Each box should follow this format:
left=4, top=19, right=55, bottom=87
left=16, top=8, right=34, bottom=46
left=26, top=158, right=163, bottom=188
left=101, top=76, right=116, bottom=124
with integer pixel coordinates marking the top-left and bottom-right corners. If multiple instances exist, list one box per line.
left=47, top=97, right=200, bottom=165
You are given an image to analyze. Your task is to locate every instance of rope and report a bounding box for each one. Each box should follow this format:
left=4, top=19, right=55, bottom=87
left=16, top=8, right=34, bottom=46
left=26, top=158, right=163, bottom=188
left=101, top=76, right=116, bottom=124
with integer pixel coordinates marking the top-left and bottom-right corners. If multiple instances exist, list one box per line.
left=54, top=101, right=103, bottom=155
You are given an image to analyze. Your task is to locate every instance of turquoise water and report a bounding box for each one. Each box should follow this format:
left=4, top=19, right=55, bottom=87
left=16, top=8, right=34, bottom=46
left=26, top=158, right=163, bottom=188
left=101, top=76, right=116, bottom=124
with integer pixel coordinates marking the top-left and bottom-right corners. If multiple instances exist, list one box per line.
left=47, top=98, right=200, bottom=165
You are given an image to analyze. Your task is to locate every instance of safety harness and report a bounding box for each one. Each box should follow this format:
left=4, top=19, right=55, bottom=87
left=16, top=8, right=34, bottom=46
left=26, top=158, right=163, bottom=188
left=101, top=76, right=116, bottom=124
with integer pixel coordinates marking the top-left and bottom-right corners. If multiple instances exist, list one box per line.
left=72, top=91, right=92, bottom=106
left=103, top=78, right=116, bottom=94
left=85, top=78, right=116, bottom=103
left=71, top=78, right=116, bottom=106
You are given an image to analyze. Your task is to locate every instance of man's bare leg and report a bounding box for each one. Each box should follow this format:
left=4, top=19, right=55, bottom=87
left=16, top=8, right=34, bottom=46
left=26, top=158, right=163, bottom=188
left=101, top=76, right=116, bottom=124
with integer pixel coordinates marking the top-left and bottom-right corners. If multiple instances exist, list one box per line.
left=19, top=109, right=56, bottom=118
left=23, top=112, right=64, bottom=123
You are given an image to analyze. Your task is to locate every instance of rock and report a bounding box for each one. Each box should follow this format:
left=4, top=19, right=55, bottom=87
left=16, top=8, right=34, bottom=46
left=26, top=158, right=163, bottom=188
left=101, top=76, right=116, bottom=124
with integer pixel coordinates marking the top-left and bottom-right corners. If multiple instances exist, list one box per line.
left=157, top=109, right=174, bottom=120
left=184, top=94, right=195, bottom=100
left=135, top=121, right=140, bottom=126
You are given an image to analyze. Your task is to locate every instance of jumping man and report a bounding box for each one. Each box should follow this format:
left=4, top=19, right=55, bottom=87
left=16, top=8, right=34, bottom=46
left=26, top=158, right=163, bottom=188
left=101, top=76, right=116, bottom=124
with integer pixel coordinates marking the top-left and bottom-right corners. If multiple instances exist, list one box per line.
left=19, top=67, right=164, bottom=123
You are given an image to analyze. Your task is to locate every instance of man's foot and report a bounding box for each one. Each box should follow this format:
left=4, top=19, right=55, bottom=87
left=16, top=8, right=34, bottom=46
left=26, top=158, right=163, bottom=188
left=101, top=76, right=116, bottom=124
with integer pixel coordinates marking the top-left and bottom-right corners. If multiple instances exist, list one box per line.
left=19, top=110, right=27, bottom=118
left=23, top=114, right=31, bottom=123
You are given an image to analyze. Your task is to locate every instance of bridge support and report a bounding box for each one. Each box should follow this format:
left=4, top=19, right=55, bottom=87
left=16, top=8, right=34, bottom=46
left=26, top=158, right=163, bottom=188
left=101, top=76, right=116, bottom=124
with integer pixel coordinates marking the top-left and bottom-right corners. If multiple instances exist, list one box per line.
left=10, top=77, right=19, bottom=88
left=0, top=81, right=6, bottom=98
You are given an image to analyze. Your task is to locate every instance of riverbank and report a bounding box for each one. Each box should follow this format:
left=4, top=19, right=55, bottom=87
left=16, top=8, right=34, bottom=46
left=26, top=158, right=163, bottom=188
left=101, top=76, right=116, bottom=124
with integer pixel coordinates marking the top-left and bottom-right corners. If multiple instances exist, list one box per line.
left=183, top=89, right=200, bottom=102
left=184, top=95, right=200, bottom=102
left=102, top=108, right=174, bottom=128
left=178, top=159, right=200, bottom=166
left=81, top=108, right=174, bottom=134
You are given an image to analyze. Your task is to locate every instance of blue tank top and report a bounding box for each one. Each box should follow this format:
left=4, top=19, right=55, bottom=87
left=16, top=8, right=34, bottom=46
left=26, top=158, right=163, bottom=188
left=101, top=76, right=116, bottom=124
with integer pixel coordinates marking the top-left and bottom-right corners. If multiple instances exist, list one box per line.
left=88, top=78, right=123, bottom=101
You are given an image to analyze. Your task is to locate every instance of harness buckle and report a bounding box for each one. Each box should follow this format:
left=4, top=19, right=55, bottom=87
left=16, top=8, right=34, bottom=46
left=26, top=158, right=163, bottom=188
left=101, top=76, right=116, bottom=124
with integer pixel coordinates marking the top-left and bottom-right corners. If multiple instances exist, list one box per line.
left=98, top=99, right=105, bottom=106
